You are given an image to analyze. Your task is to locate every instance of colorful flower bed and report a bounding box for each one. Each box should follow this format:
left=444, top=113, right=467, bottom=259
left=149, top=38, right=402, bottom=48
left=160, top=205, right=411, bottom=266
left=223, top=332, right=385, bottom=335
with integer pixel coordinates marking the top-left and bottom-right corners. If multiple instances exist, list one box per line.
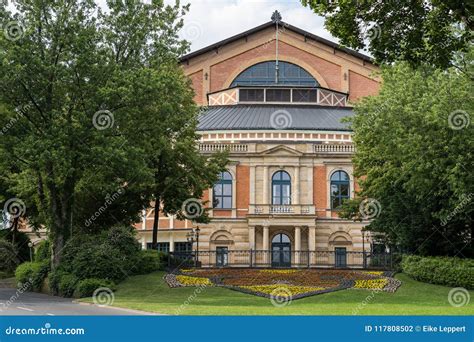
left=164, top=268, right=401, bottom=299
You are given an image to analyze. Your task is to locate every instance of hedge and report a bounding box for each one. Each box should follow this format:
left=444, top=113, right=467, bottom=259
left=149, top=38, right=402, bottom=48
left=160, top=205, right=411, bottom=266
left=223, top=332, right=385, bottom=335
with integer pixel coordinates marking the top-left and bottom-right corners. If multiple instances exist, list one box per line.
left=15, top=261, right=50, bottom=291
left=402, top=255, right=474, bottom=289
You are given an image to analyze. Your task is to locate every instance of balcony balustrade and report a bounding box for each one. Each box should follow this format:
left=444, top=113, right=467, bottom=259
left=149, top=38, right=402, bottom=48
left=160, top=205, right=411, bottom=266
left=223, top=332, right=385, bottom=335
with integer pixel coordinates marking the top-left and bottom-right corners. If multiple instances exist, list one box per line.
left=250, top=204, right=315, bottom=215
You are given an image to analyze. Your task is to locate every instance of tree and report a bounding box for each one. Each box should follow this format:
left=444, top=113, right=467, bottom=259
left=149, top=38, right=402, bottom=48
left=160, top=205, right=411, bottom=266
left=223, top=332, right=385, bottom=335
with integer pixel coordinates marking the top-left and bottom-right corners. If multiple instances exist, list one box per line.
left=0, top=0, right=197, bottom=267
left=341, top=62, right=473, bottom=256
left=301, top=0, right=473, bottom=69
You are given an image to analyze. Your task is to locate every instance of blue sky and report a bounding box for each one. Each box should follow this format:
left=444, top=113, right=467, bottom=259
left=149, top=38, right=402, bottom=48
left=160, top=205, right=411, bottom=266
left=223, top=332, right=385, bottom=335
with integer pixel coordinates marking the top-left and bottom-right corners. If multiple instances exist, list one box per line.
left=171, top=0, right=336, bottom=52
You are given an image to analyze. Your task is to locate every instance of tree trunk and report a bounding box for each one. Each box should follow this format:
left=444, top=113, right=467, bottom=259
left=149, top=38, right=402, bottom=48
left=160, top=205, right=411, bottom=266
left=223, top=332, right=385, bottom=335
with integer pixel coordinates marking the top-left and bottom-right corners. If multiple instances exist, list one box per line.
left=151, top=195, right=160, bottom=250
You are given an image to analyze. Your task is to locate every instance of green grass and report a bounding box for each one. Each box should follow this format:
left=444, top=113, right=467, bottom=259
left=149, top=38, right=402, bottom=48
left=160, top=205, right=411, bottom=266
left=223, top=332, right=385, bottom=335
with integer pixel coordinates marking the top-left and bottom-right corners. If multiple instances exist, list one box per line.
left=80, top=272, right=474, bottom=315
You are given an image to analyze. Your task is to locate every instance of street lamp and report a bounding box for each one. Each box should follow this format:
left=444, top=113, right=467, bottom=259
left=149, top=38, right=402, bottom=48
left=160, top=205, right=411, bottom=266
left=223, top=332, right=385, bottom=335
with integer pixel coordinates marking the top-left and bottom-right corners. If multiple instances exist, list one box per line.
left=186, top=227, right=200, bottom=267
left=27, top=242, right=33, bottom=262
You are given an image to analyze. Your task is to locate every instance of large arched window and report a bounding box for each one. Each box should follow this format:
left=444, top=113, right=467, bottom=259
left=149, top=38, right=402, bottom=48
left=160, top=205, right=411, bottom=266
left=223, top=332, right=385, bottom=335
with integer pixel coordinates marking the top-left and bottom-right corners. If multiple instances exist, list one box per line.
left=213, top=171, right=232, bottom=209
left=272, top=171, right=291, bottom=205
left=231, top=61, right=318, bottom=87
left=330, top=171, right=350, bottom=209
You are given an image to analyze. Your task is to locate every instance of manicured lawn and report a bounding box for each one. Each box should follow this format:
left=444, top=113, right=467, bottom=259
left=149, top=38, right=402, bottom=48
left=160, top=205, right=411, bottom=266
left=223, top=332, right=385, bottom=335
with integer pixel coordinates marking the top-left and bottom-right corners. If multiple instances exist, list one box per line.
left=80, top=271, right=474, bottom=315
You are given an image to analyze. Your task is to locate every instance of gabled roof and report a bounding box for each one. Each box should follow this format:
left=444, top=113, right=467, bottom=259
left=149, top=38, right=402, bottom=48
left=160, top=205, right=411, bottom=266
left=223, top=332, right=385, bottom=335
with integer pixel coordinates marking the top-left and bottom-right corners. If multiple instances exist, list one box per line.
left=180, top=21, right=374, bottom=64
left=197, top=105, right=353, bottom=132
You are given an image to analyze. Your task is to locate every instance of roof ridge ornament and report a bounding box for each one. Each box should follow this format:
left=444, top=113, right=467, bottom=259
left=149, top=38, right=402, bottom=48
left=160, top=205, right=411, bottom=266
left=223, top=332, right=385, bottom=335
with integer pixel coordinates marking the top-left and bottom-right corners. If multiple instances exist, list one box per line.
left=271, top=10, right=282, bottom=23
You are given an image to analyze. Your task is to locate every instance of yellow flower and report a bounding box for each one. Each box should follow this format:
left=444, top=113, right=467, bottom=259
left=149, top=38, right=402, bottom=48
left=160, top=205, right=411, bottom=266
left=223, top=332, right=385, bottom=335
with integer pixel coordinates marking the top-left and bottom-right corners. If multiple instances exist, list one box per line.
left=176, top=275, right=212, bottom=286
left=354, top=279, right=388, bottom=290
left=364, top=271, right=384, bottom=276
left=180, top=269, right=194, bottom=273
left=240, top=285, right=324, bottom=296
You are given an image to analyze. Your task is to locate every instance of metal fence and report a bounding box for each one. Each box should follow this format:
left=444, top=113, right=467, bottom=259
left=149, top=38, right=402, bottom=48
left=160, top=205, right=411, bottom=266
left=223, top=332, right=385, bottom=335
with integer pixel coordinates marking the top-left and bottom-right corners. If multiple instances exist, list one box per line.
left=168, top=250, right=396, bottom=270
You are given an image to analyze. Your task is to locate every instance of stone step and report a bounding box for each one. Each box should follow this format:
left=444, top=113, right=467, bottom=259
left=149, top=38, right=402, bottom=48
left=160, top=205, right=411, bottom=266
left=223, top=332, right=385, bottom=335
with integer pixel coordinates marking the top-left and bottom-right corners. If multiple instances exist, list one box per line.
left=0, top=278, right=17, bottom=288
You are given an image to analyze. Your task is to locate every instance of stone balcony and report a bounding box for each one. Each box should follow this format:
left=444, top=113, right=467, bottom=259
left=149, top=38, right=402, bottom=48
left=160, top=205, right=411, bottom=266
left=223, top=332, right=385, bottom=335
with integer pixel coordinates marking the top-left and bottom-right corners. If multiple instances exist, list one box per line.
left=249, top=204, right=316, bottom=215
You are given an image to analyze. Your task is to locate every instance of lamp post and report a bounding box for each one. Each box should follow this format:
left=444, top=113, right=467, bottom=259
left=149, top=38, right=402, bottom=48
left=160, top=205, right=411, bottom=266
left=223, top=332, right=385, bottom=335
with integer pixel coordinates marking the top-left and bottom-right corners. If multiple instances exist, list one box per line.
left=27, top=242, right=33, bottom=262
left=362, top=229, right=366, bottom=268
left=186, top=227, right=200, bottom=267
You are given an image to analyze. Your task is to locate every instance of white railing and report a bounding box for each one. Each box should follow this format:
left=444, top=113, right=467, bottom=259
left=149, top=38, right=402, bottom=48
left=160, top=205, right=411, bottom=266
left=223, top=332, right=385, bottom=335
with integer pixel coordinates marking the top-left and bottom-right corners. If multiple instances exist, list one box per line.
left=314, top=144, right=355, bottom=154
left=250, top=205, right=315, bottom=215
left=199, top=143, right=248, bottom=153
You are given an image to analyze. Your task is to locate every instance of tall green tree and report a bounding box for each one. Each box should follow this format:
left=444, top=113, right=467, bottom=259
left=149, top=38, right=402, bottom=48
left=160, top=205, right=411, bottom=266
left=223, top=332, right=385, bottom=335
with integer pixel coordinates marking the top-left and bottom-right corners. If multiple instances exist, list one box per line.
left=340, top=62, right=473, bottom=256
left=0, top=0, right=220, bottom=267
left=301, top=0, right=473, bottom=69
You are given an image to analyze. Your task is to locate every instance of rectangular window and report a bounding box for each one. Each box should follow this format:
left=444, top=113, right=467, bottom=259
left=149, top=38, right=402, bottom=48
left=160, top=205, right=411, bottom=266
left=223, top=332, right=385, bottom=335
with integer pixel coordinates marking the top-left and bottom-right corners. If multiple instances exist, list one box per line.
left=146, top=242, right=170, bottom=253
left=175, top=242, right=192, bottom=253
left=292, top=89, right=317, bottom=103
left=239, top=89, right=264, bottom=102
left=265, top=89, right=291, bottom=102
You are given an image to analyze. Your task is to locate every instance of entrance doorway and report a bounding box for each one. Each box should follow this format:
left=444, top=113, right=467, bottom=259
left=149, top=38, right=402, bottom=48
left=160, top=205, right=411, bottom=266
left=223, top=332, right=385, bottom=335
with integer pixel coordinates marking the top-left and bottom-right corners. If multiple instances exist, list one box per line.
left=216, top=247, right=228, bottom=267
left=271, top=233, right=291, bottom=267
left=335, top=247, right=347, bottom=268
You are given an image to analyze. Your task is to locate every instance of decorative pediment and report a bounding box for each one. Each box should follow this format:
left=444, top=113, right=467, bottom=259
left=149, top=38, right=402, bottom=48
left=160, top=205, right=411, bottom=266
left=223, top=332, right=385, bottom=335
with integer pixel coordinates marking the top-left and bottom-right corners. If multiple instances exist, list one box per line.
left=259, top=145, right=303, bottom=156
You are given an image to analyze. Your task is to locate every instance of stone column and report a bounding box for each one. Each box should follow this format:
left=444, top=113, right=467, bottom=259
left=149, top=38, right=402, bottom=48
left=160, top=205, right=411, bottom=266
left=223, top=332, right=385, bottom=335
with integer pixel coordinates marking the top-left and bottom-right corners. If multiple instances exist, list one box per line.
left=294, top=166, right=299, bottom=205
left=249, top=226, right=255, bottom=249
left=295, top=226, right=301, bottom=265
left=169, top=232, right=174, bottom=252
left=308, top=226, right=316, bottom=266
left=263, top=166, right=269, bottom=205
left=263, top=225, right=269, bottom=264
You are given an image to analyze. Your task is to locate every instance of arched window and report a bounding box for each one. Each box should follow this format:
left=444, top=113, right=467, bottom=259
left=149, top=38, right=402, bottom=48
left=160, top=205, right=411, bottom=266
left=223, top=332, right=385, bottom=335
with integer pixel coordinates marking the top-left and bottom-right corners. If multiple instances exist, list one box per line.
left=213, top=171, right=232, bottom=209
left=272, top=233, right=290, bottom=244
left=231, top=61, right=318, bottom=87
left=272, top=171, right=291, bottom=205
left=330, top=171, right=350, bottom=209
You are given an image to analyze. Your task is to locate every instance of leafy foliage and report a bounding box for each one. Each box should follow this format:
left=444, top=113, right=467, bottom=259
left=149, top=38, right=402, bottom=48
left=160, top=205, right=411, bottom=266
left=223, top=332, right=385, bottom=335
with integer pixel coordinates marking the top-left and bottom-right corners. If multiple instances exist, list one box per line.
left=0, top=0, right=205, bottom=268
left=34, top=239, right=51, bottom=262
left=301, top=0, right=473, bottom=69
left=346, top=62, right=473, bottom=256
left=0, top=240, right=20, bottom=274
left=15, top=261, right=50, bottom=290
left=402, top=255, right=474, bottom=289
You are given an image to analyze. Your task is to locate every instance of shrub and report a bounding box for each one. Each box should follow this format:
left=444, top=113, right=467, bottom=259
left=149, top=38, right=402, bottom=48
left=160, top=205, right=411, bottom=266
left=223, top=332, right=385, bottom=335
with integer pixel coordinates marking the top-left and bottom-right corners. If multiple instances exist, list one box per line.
left=15, top=261, right=50, bottom=291
left=0, top=240, right=20, bottom=274
left=59, top=273, right=78, bottom=297
left=136, top=250, right=166, bottom=274
left=34, top=240, right=51, bottom=262
left=76, top=278, right=116, bottom=298
left=60, top=225, right=142, bottom=282
left=402, top=255, right=474, bottom=289
left=0, top=230, right=31, bottom=263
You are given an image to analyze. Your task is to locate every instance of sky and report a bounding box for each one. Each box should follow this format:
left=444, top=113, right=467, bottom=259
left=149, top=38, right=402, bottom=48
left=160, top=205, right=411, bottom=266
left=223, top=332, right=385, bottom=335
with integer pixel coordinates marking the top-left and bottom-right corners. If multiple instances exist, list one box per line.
left=166, top=0, right=337, bottom=53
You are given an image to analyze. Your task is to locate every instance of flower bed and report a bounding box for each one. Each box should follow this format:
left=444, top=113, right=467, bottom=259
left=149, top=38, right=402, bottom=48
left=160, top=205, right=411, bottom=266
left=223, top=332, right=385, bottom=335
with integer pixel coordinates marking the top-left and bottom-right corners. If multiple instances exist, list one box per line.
left=164, top=268, right=401, bottom=298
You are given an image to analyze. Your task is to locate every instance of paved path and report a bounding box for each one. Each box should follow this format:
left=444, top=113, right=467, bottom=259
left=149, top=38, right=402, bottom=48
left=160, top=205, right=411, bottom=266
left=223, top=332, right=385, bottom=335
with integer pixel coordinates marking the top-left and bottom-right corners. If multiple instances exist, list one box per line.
left=0, top=288, right=153, bottom=315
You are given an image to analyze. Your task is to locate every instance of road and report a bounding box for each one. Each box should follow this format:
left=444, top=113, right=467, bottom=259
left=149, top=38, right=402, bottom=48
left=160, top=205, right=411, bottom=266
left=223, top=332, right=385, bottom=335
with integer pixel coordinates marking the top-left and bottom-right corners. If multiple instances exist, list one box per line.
left=0, top=288, right=152, bottom=315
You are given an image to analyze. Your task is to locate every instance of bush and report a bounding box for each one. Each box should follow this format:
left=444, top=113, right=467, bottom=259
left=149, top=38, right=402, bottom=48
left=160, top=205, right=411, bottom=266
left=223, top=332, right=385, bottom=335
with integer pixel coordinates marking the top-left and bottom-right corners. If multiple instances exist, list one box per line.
left=0, top=230, right=31, bottom=263
left=60, top=225, right=142, bottom=282
left=0, top=240, right=20, bottom=274
left=402, top=255, right=474, bottom=289
left=34, top=240, right=51, bottom=262
left=136, top=250, right=166, bottom=274
left=59, top=273, right=79, bottom=297
left=15, top=261, right=50, bottom=291
left=76, top=278, right=116, bottom=298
